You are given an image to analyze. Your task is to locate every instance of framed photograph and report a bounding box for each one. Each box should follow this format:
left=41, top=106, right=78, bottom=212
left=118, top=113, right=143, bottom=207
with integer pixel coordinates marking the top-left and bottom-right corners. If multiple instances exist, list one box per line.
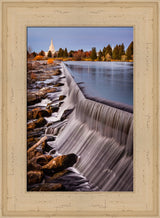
left=0, top=0, right=159, bottom=217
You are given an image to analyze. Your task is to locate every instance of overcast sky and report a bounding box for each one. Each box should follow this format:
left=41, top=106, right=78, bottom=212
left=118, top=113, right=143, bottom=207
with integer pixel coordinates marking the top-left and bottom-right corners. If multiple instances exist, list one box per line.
left=27, top=27, right=133, bottom=53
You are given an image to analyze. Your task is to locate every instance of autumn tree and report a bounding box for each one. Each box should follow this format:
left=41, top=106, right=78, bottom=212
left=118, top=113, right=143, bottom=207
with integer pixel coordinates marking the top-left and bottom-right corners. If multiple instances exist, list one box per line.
left=126, top=41, right=133, bottom=60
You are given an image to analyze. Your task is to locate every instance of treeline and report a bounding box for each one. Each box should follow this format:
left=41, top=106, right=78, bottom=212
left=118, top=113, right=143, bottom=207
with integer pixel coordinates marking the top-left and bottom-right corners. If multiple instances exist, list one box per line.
left=27, top=41, right=133, bottom=61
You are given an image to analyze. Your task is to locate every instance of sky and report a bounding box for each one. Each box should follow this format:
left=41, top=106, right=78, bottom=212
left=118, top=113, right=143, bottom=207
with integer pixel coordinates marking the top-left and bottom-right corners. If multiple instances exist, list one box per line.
left=27, top=27, right=133, bottom=53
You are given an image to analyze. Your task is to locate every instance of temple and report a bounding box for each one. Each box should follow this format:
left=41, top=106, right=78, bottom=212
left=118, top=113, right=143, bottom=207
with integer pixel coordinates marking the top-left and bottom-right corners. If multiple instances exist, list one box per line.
left=45, top=39, right=56, bottom=56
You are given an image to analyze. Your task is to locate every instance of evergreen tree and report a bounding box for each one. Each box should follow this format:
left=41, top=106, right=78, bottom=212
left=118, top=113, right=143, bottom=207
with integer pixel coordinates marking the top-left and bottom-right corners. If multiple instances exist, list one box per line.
left=98, top=50, right=103, bottom=61
left=47, top=50, right=52, bottom=58
left=39, top=50, right=45, bottom=56
left=102, top=47, right=107, bottom=57
left=106, top=44, right=112, bottom=57
left=118, top=43, right=125, bottom=59
left=112, top=45, right=119, bottom=60
left=58, top=48, right=64, bottom=57
left=32, top=52, right=37, bottom=57
left=91, top=47, right=97, bottom=60
left=126, top=41, right=133, bottom=60
left=64, top=48, right=68, bottom=57
left=68, top=50, right=74, bottom=57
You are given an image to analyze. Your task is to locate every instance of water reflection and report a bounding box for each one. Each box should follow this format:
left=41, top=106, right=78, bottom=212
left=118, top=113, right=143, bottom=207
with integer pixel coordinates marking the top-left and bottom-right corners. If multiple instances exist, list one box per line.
left=65, top=61, right=133, bottom=106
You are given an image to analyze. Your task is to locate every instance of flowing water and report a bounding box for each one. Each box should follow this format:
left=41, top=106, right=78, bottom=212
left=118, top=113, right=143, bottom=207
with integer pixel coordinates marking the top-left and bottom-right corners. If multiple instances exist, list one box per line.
left=55, top=63, right=133, bottom=191
left=65, top=61, right=133, bottom=106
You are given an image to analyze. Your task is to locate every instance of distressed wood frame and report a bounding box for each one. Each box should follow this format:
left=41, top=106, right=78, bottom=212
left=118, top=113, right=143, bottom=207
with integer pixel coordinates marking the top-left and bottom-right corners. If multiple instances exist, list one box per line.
left=0, top=0, right=159, bottom=217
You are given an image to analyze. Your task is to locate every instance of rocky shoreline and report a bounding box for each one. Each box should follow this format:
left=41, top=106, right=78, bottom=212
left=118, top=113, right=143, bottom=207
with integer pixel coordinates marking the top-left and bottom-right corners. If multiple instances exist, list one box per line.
left=27, top=61, right=92, bottom=191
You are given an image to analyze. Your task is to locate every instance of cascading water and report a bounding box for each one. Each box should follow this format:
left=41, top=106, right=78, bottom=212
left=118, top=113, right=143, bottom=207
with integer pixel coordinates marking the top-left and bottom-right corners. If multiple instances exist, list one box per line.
left=55, top=63, right=133, bottom=191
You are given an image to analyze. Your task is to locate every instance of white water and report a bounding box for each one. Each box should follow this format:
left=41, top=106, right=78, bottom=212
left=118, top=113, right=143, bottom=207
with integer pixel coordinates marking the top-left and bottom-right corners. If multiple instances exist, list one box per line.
left=54, top=63, right=133, bottom=191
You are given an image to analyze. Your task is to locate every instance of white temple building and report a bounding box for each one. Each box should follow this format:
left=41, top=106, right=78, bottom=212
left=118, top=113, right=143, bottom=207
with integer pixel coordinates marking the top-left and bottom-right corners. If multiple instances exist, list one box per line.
left=45, top=39, right=56, bottom=56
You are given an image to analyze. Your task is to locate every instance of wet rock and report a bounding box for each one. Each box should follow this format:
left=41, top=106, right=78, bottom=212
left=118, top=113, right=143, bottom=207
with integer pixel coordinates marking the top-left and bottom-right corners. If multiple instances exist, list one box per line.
left=27, top=107, right=41, bottom=120
left=27, top=63, right=33, bottom=71
left=54, top=83, right=64, bottom=87
left=27, top=118, right=47, bottom=131
left=36, top=117, right=47, bottom=128
left=27, top=170, right=44, bottom=185
left=27, top=93, right=41, bottom=106
left=46, top=169, right=68, bottom=182
left=39, top=87, right=57, bottom=95
left=59, top=102, right=64, bottom=107
left=49, top=148, right=57, bottom=156
left=27, top=87, right=57, bottom=106
left=28, top=155, right=53, bottom=171
left=29, top=183, right=64, bottom=191
left=32, top=61, right=41, bottom=68
left=27, top=127, right=45, bottom=139
left=42, top=153, right=78, bottom=172
left=27, top=137, right=39, bottom=148
left=53, top=69, right=61, bottom=76
left=59, top=95, right=66, bottom=101
left=60, top=109, right=74, bottom=121
left=30, top=107, right=51, bottom=120
left=36, top=109, right=52, bottom=118
left=27, top=149, right=43, bottom=160
left=46, top=104, right=59, bottom=113
left=27, top=122, right=36, bottom=131
left=41, top=136, right=55, bottom=152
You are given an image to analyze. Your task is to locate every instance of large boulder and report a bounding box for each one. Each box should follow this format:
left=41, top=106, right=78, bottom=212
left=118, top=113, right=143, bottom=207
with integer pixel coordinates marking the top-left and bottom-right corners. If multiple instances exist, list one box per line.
left=27, top=155, right=53, bottom=171
left=42, top=153, right=78, bottom=172
left=27, top=118, right=47, bottom=131
left=27, top=170, right=44, bottom=185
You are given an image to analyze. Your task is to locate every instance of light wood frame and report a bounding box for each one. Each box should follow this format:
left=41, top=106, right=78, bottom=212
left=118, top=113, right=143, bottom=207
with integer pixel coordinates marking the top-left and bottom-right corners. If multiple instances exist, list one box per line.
left=0, top=0, right=159, bottom=217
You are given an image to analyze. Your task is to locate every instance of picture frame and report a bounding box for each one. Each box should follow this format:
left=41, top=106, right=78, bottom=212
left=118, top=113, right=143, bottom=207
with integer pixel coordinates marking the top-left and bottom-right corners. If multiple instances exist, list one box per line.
left=0, top=0, right=159, bottom=217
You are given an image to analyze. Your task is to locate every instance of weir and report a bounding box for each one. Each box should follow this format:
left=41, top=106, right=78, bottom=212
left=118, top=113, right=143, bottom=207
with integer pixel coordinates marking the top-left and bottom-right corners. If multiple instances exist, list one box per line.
left=56, top=63, right=133, bottom=191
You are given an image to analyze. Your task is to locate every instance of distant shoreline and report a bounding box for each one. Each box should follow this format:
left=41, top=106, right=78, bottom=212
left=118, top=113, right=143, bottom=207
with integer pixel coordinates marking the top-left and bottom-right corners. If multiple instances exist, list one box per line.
left=28, top=58, right=133, bottom=63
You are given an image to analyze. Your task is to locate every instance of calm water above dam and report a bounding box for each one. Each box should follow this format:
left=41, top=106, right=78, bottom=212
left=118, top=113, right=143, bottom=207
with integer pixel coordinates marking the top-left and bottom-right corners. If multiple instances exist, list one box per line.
left=65, top=61, right=133, bottom=106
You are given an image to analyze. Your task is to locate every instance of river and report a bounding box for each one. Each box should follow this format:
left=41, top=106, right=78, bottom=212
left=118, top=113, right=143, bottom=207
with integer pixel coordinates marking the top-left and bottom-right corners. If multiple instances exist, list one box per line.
left=65, top=61, right=133, bottom=106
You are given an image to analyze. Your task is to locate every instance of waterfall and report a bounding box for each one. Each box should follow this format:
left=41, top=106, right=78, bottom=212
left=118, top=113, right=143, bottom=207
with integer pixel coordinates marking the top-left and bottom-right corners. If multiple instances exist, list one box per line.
left=56, top=63, right=133, bottom=191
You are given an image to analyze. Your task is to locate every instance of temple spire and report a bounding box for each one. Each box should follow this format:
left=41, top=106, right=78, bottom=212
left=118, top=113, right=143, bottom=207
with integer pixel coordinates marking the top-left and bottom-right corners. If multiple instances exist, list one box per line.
left=49, top=39, right=55, bottom=54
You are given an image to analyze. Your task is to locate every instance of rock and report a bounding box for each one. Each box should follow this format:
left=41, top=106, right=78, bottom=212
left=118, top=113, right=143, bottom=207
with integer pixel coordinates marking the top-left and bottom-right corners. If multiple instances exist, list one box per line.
left=53, top=69, right=61, bottom=76
left=27, top=127, right=45, bottom=138
left=46, top=169, right=68, bottom=182
left=27, top=118, right=47, bottom=131
left=36, top=109, right=52, bottom=118
left=59, top=102, right=64, bottom=107
left=27, top=154, right=53, bottom=171
left=42, top=153, right=78, bottom=172
left=27, top=137, right=39, bottom=148
left=27, top=122, right=36, bottom=131
left=27, top=93, right=41, bottom=106
left=35, top=118, right=47, bottom=128
left=59, top=95, right=66, bottom=101
left=27, top=63, right=33, bottom=71
left=50, top=106, right=59, bottom=113
left=27, top=149, right=43, bottom=160
left=27, top=107, right=41, bottom=120
left=27, top=170, right=44, bottom=185
left=39, top=87, right=57, bottom=95
left=54, top=83, right=64, bottom=87
left=60, top=109, right=74, bottom=121
left=29, top=183, right=64, bottom=191
left=41, top=136, right=55, bottom=152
